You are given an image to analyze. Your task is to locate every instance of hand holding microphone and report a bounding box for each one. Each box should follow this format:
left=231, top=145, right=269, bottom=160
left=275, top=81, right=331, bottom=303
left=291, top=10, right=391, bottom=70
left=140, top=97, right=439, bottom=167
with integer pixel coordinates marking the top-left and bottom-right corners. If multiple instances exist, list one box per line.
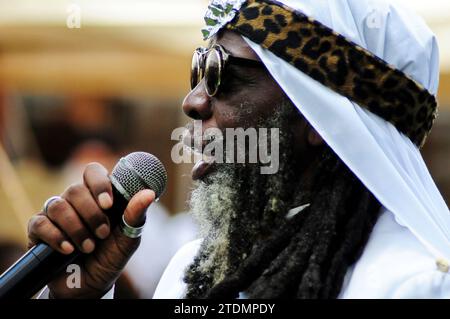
left=0, top=152, right=167, bottom=299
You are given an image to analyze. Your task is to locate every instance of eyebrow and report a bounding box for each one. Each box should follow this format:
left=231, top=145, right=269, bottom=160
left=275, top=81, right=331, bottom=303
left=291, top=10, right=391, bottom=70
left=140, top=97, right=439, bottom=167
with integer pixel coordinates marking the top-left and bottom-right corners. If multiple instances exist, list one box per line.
left=205, top=38, right=265, bottom=76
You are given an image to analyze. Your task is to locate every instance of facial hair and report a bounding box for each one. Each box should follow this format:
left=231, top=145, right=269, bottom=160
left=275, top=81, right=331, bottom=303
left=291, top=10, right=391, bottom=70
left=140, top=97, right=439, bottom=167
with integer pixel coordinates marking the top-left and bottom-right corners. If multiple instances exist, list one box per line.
left=185, top=99, right=305, bottom=297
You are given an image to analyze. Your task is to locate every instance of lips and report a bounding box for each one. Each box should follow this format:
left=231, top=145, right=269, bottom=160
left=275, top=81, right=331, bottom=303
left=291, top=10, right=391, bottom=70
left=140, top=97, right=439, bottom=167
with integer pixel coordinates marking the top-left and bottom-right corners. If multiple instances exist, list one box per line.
left=182, top=126, right=217, bottom=180
left=192, top=158, right=215, bottom=181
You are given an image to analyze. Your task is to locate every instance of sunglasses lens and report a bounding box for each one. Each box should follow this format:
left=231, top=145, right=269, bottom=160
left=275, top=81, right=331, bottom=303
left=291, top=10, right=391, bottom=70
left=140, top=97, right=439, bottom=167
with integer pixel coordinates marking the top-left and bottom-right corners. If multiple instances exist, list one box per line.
left=205, top=50, right=221, bottom=96
left=191, top=51, right=202, bottom=90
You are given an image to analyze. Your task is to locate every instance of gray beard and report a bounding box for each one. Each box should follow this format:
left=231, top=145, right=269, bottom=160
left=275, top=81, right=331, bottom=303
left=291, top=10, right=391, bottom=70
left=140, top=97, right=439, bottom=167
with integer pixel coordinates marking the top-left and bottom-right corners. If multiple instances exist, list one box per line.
left=187, top=100, right=303, bottom=291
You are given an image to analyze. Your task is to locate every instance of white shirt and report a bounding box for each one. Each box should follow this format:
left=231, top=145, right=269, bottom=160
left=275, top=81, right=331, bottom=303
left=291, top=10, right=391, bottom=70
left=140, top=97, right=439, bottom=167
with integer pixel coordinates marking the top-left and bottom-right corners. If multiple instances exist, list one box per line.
left=39, top=208, right=450, bottom=299
left=154, top=209, right=450, bottom=299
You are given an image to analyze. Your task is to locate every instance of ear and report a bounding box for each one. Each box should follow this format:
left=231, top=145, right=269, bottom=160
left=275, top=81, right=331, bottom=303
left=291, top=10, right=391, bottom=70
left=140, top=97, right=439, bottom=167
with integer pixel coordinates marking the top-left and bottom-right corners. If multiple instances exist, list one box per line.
left=307, top=125, right=324, bottom=146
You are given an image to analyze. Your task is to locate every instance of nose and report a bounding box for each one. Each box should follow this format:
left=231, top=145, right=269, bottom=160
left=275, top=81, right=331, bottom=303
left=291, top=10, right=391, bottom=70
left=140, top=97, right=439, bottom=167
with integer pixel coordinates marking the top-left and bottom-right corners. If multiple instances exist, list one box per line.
left=182, top=81, right=213, bottom=120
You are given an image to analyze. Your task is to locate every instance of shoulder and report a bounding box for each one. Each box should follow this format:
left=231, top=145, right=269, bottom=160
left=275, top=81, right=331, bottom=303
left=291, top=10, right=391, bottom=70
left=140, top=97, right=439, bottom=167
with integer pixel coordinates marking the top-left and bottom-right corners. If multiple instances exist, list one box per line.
left=340, top=210, right=450, bottom=299
left=153, top=239, right=202, bottom=299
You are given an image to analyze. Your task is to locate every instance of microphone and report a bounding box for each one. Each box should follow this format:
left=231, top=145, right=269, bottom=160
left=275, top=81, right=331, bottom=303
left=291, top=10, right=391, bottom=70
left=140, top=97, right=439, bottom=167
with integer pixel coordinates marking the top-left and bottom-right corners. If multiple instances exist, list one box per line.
left=0, top=152, right=167, bottom=299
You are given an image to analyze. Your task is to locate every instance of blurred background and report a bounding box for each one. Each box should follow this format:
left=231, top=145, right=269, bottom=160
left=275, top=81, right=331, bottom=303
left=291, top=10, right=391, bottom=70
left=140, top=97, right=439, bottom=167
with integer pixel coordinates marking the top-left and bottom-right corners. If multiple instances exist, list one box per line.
left=0, top=0, right=448, bottom=298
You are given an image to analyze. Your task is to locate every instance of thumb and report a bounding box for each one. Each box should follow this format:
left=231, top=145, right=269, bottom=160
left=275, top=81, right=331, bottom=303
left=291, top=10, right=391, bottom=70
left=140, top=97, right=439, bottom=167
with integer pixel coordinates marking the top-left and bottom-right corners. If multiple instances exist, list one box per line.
left=71, top=189, right=156, bottom=292
left=123, top=189, right=156, bottom=228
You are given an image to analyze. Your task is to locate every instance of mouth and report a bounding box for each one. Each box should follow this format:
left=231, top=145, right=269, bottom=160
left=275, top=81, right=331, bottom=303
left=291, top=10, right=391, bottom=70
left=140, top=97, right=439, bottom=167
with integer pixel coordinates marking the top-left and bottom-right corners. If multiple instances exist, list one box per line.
left=182, top=125, right=217, bottom=181
left=192, top=157, right=215, bottom=181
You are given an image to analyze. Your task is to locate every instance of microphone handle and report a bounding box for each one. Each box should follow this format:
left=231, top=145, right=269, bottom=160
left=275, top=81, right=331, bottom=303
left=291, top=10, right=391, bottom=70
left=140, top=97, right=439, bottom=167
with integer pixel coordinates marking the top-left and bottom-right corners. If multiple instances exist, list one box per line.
left=0, top=187, right=128, bottom=299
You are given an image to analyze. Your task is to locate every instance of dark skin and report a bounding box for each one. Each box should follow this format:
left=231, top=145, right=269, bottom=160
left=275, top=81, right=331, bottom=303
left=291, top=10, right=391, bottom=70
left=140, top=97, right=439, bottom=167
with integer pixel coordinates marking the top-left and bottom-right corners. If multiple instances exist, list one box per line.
left=27, top=30, right=324, bottom=298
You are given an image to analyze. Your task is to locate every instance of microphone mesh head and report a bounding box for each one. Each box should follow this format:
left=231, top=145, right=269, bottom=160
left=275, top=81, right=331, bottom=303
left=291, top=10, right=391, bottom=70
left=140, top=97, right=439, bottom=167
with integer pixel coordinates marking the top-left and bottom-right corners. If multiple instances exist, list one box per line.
left=111, top=152, right=167, bottom=200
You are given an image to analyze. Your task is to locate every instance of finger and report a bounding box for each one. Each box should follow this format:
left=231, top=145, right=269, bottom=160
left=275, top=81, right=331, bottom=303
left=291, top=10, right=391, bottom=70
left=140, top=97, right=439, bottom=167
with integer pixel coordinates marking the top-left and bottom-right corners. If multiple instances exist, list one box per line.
left=63, top=184, right=110, bottom=240
left=103, top=190, right=155, bottom=270
left=46, top=197, right=96, bottom=254
left=83, top=162, right=113, bottom=210
left=123, top=189, right=155, bottom=227
left=28, top=214, right=74, bottom=254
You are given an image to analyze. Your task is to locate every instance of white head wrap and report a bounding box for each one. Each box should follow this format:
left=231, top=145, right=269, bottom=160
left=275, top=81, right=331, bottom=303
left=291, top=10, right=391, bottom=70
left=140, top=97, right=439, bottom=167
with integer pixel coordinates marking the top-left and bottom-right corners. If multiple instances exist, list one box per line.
left=237, top=0, right=450, bottom=261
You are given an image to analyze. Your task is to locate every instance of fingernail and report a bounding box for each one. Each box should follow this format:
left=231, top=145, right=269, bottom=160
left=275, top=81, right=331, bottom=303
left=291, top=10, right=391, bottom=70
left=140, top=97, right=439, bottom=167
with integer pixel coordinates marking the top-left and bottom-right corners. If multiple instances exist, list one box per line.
left=98, top=192, right=112, bottom=210
left=144, top=189, right=156, bottom=200
left=60, top=241, right=74, bottom=254
left=95, top=224, right=110, bottom=239
left=81, top=239, right=95, bottom=254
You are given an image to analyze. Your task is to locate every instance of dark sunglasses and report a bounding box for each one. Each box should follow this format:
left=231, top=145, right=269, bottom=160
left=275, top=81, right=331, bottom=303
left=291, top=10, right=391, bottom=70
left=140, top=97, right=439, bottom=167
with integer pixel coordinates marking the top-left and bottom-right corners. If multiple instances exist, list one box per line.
left=191, top=44, right=265, bottom=97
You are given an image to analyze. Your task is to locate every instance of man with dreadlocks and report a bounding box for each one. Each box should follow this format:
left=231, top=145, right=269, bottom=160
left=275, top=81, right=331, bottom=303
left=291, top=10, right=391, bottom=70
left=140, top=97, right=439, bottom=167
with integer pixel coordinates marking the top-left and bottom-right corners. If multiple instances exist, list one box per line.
left=31, top=0, right=450, bottom=299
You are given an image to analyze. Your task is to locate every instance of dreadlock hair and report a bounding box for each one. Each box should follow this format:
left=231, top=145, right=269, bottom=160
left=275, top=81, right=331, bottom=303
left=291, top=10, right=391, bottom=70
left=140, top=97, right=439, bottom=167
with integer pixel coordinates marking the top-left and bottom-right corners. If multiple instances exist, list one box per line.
left=184, top=101, right=382, bottom=299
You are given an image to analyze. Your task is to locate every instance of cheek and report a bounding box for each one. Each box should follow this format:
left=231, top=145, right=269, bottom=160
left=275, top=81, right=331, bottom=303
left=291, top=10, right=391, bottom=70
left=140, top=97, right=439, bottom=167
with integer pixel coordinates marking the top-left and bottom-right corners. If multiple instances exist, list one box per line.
left=213, top=100, right=268, bottom=129
left=213, top=84, right=286, bottom=129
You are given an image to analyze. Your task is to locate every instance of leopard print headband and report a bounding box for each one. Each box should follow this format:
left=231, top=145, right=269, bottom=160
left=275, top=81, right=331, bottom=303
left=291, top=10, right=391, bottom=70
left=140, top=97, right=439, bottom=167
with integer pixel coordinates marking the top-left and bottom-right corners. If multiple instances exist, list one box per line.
left=203, top=0, right=438, bottom=147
